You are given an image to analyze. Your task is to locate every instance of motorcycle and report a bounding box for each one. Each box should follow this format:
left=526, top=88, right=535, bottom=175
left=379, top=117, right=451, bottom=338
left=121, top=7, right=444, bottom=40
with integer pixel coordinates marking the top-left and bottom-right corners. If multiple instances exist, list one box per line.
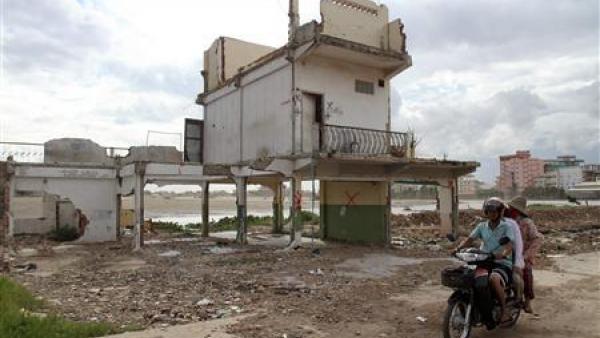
left=441, top=242, right=521, bottom=338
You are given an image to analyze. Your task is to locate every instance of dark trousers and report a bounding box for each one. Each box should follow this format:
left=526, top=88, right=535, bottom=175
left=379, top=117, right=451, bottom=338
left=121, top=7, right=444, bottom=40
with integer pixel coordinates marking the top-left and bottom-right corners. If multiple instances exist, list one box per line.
left=523, top=264, right=535, bottom=300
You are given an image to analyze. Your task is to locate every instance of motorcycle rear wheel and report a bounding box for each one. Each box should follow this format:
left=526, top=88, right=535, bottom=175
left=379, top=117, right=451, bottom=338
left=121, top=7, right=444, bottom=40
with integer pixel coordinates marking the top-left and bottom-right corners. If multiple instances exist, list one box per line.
left=443, top=298, right=472, bottom=338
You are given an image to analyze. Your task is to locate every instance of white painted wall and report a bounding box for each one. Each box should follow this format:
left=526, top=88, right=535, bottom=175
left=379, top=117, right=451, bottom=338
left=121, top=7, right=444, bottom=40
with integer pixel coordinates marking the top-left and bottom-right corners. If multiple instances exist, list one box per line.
left=203, top=61, right=293, bottom=165
left=15, top=177, right=118, bottom=242
left=241, top=66, right=293, bottom=162
left=297, top=55, right=389, bottom=131
left=204, top=89, right=242, bottom=164
left=12, top=166, right=118, bottom=242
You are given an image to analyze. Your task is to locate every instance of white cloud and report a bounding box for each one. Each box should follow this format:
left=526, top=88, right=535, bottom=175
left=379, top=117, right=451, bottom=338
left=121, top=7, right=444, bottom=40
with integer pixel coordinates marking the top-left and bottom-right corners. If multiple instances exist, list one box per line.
left=0, top=0, right=598, bottom=185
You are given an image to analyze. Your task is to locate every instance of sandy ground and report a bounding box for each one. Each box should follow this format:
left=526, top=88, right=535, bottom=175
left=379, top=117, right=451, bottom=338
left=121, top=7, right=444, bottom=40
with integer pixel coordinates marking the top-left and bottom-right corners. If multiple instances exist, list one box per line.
left=4, top=229, right=599, bottom=338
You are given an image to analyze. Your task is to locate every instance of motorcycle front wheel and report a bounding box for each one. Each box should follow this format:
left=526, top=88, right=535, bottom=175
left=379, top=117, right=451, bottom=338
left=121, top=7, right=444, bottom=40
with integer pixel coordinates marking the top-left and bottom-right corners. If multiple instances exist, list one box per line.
left=443, top=298, right=472, bottom=338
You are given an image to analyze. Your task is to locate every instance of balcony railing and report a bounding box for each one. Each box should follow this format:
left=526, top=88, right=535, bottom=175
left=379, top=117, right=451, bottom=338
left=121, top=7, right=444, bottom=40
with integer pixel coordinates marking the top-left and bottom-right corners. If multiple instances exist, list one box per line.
left=320, top=124, right=413, bottom=157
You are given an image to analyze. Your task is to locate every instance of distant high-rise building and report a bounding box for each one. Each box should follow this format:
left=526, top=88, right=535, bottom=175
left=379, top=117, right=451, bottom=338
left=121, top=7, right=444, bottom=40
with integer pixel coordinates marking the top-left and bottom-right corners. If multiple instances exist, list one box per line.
left=557, top=166, right=583, bottom=190
left=534, top=171, right=559, bottom=188
left=582, top=164, right=600, bottom=182
left=458, top=174, right=478, bottom=197
left=497, top=150, right=545, bottom=197
left=544, top=155, right=584, bottom=172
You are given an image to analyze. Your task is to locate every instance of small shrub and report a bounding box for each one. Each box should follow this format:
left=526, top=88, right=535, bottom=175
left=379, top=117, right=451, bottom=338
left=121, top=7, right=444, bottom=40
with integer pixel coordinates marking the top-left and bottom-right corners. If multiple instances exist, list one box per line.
left=49, top=226, right=80, bottom=242
left=0, top=277, right=118, bottom=338
left=286, top=210, right=320, bottom=225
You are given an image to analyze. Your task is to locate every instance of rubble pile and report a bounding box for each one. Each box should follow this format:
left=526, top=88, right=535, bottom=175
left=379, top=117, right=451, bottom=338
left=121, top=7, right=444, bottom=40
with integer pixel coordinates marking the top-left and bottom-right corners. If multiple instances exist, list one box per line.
left=391, top=206, right=600, bottom=232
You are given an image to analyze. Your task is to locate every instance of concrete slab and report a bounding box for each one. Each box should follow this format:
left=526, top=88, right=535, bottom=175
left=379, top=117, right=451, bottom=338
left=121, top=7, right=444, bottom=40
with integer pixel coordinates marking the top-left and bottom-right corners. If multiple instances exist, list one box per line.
left=211, top=231, right=326, bottom=248
left=103, top=316, right=244, bottom=338
left=335, top=254, right=450, bottom=279
left=536, top=251, right=600, bottom=287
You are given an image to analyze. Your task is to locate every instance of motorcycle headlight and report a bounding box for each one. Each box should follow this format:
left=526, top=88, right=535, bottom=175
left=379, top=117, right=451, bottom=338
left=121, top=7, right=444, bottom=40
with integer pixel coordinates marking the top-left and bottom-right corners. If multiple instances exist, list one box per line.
left=456, top=252, right=488, bottom=262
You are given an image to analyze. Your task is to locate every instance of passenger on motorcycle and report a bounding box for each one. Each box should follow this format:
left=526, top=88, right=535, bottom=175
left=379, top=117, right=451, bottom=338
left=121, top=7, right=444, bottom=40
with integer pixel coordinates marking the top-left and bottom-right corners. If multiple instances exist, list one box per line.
left=453, top=198, right=515, bottom=327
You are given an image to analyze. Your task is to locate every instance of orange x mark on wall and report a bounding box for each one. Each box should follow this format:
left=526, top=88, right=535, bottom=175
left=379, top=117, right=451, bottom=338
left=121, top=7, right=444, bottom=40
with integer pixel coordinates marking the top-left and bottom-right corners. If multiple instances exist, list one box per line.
left=344, top=191, right=360, bottom=206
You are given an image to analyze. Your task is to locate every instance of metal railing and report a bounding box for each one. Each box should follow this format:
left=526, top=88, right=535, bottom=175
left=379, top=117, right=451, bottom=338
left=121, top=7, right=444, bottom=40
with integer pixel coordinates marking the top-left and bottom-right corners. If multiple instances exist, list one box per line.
left=320, top=124, right=412, bottom=157
left=0, top=142, right=44, bottom=163
left=0, top=142, right=131, bottom=163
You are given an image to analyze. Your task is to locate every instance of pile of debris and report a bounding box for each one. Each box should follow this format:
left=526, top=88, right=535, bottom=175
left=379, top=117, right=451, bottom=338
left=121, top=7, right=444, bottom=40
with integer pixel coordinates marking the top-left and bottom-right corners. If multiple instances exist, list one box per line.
left=391, top=206, right=600, bottom=232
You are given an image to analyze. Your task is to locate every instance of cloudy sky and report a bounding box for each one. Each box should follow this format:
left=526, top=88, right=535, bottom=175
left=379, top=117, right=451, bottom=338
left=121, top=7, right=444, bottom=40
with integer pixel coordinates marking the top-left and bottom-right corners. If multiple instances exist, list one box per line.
left=0, top=0, right=598, bottom=184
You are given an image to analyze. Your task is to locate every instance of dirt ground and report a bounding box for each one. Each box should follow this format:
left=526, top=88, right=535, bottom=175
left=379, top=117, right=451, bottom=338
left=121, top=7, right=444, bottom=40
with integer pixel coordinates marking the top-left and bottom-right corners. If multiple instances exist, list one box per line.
left=3, top=209, right=600, bottom=338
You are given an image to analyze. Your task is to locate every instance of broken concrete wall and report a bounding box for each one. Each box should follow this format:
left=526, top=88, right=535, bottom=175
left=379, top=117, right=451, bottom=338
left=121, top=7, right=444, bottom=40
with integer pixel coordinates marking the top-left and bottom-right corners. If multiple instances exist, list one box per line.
left=122, top=146, right=182, bottom=165
left=387, top=19, right=407, bottom=53
left=57, top=199, right=78, bottom=229
left=204, top=37, right=276, bottom=92
left=13, top=165, right=118, bottom=242
left=321, top=0, right=389, bottom=49
left=45, top=138, right=114, bottom=166
left=12, top=193, right=58, bottom=234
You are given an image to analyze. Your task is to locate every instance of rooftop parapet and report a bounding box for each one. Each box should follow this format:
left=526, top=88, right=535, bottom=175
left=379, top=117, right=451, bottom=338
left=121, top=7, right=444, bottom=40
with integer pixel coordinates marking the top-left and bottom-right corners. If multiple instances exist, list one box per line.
left=201, top=0, right=408, bottom=93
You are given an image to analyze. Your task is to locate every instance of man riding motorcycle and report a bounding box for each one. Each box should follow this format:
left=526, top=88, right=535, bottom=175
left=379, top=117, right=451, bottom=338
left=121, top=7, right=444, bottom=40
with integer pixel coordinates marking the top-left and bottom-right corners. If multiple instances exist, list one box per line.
left=453, top=198, right=515, bottom=328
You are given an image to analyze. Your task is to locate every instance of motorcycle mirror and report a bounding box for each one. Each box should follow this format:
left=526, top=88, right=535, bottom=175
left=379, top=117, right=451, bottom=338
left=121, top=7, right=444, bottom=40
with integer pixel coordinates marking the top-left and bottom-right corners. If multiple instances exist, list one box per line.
left=499, top=236, right=510, bottom=245
left=446, top=233, right=457, bottom=242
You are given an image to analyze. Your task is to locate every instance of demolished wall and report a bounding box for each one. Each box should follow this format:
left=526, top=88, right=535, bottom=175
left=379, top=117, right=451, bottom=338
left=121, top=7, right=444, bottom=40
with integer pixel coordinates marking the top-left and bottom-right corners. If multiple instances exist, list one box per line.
left=45, top=138, right=115, bottom=166
left=0, top=162, right=8, bottom=271
left=122, top=146, right=182, bottom=165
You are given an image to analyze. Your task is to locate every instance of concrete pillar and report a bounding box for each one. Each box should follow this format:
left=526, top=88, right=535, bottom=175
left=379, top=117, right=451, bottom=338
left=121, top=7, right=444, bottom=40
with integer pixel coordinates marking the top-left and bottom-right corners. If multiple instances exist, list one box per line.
left=272, top=181, right=284, bottom=234
left=133, top=163, right=145, bottom=251
left=320, top=181, right=388, bottom=244
left=7, top=172, right=15, bottom=238
left=0, top=162, right=10, bottom=271
left=201, top=181, right=210, bottom=238
left=452, top=178, right=459, bottom=234
left=116, top=194, right=122, bottom=240
left=289, top=175, right=303, bottom=245
left=235, top=177, right=248, bottom=244
left=438, top=179, right=457, bottom=235
left=385, top=182, right=392, bottom=244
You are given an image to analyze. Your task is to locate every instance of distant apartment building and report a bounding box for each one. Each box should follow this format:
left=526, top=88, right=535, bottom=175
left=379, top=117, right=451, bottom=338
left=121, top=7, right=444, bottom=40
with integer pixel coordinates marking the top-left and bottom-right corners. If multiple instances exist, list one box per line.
left=557, top=166, right=583, bottom=189
left=544, top=155, right=584, bottom=172
left=582, top=164, right=600, bottom=182
left=497, top=150, right=545, bottom=196
left=458, top=174, right=478, bottom=197
left=534, top=171, right=559, bottom=188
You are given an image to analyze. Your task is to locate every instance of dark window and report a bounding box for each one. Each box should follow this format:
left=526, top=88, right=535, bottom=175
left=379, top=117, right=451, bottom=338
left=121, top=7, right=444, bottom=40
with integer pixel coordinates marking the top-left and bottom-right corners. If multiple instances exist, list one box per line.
left=355, top=80, right=375, bottom=95
left=378, top=79, right=385, bottom=87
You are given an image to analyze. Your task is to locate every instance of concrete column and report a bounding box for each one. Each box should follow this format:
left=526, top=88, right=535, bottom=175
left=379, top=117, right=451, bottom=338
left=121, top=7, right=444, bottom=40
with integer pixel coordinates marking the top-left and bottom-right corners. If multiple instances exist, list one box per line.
left=0, top=163, right=11, bottom=271
left=289, top=175, right=302, bottom=245
left=385, top=181, right=392, bottom=244
left=272, top=181, right=284, bottom=234
left=452, top=178, right=459, bottom=234
left=235, top=177, right=248, bottom=244
left=438, top=180, right=455, bottom=235
left=133, top=163, right=145, bottom=251
left=201, top=181, right=210, bottom=238
left=7, top=172, right=15, bottom=238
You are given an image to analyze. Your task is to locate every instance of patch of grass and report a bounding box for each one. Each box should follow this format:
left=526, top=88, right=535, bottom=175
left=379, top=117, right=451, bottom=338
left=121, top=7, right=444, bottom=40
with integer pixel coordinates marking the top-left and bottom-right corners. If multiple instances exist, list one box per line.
left=211, top=215, right=274, bottom=232
left=153, top=221, right=198, bottom=233
left=48, top=226, right=80, bottom=242
left=286, top=210, right=320, bottom=225
left=0, top=277, right=119, bottom=338
left=153, top=211, right=320, bottom=234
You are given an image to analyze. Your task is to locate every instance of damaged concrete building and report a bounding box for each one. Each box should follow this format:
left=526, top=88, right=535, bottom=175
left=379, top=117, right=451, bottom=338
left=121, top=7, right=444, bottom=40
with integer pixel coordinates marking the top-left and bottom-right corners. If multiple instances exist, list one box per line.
left=0, top=139, right=197, bottom=247
left=1, top=0, right=478, bottom=249
left=191, top=0, right=478, bottom=245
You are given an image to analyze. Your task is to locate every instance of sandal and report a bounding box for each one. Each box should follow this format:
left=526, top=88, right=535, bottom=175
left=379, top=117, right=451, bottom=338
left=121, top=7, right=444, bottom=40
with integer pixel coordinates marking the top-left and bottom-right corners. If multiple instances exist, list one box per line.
left=499, top=315, right=513, bottom=327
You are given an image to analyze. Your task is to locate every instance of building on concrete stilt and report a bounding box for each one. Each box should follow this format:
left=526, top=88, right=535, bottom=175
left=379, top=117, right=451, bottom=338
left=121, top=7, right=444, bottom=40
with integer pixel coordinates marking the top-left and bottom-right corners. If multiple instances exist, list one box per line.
left=189, top=0, right=478, bottom=244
